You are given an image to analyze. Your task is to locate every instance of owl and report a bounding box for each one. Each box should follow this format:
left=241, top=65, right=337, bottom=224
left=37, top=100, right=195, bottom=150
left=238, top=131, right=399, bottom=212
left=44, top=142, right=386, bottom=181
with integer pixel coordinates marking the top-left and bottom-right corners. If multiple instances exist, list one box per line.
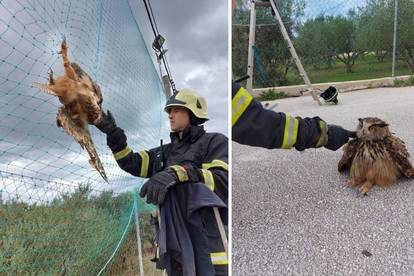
left=338, top=117, right=414, bottom=195
left=34, top=38, right=108, bottom=182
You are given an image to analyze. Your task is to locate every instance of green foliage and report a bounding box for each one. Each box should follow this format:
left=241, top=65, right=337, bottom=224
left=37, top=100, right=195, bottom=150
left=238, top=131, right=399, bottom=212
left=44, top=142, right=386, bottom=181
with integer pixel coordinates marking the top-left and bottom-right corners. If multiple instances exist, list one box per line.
left=107, top=214, right=163, bottom=276
left=255, top=90, right=288, bottom=101
left=396, top=0, right=414, bottom=73
left=297, top=14, right=360, bottom=73
left=357, top=0, right=393, bottom=62
left=296, top=16, right=336, bottom=69
left=233, top=0, right=305, bottom=88
left=355, top=0, right=414, bottom=71
left=295, top=55, right=410, bottom=84
left=232, top=0, right=414, bottom=88
left=394, top=76, right=414, bottom=87
left=0, top=186, right=153, bottom=275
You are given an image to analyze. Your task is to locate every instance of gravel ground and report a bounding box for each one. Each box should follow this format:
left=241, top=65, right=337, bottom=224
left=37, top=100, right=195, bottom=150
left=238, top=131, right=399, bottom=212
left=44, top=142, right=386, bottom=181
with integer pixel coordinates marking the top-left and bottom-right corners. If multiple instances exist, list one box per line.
left=232, top=87, right=414, bottom=275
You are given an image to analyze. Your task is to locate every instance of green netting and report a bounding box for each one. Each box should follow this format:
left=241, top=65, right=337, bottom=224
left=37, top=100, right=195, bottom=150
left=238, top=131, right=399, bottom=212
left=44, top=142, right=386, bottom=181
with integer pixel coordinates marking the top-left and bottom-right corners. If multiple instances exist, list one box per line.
left=0, top=0, right=167, bottom=274
left=233, top=0, right=414, bottom=89
left=252, top=45, right=265, bottom=84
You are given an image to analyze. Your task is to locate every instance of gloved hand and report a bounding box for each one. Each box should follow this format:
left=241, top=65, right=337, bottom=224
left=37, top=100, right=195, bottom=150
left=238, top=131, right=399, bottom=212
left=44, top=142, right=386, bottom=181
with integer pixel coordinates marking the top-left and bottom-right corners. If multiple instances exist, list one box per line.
left=325, top=124, right=356, bottom=151
left=95, top=110, right=117, bottom=134
left=139, top=168, right=178, bottom=205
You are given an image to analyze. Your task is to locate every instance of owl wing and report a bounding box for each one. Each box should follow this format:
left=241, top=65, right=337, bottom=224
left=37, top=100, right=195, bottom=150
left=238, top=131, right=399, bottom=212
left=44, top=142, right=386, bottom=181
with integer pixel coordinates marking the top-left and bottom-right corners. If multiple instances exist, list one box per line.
left=385, top=136, right=414, bottom=178
left=338, top=139, right=359, bottom=172
left=34, top=82, right=58, bottom=96
left=57, top=106, right=108, bottom=182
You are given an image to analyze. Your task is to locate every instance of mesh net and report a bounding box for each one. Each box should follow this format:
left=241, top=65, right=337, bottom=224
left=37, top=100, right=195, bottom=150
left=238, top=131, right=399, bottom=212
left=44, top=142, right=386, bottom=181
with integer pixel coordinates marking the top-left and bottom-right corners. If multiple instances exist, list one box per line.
left=233, top=0, right=414, bottom=90
left=0, top=0, right=168, bottom=274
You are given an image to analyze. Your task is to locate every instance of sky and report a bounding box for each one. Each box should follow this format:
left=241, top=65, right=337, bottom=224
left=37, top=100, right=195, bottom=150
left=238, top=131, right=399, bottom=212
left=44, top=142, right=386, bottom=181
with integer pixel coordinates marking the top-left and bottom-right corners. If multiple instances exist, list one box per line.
left=129, top=0, right=229, bottom=135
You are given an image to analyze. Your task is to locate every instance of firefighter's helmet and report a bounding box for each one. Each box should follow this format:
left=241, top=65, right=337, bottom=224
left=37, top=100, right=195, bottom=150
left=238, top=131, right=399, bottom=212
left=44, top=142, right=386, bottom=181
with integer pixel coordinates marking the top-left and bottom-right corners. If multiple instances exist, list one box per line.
left=164, top=89, right=209, bottom=122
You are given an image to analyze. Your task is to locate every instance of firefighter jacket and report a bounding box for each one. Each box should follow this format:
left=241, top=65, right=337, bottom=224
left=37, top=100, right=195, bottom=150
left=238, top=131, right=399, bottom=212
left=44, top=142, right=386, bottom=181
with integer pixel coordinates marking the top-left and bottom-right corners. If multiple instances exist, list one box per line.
left=232, top=81, right=328, bottom=150
left=105, top=124, right=228, bottom=274
left=159, top=182, right=227, bottom=276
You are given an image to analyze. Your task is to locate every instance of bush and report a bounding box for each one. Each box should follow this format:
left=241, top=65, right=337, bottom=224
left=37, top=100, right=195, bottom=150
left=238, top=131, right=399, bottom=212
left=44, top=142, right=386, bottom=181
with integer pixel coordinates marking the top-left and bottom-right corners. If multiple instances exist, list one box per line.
left=0, top=186, right=153, bottom=275
left=394, top=75, right=414, bottom=87
left=256, top=90, right=289, bottom=101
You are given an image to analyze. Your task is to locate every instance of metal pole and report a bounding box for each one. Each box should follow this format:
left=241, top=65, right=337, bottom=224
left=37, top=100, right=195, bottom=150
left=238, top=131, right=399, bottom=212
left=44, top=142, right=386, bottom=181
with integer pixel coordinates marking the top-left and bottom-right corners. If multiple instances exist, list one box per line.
left=392, top=0, right=398, bottom=77
left=246, top=0, right=257, bottom=92
left=156, top=207, right=167, bottom=276
left=156, top=55, right=172, bottom=98
left=134, top=196, right=145, bottom=276
left=213, top=207, right=228, bottom=255
left=268, top=0, right=321, bottom=105
left=162, top=75, right=172, bottom=98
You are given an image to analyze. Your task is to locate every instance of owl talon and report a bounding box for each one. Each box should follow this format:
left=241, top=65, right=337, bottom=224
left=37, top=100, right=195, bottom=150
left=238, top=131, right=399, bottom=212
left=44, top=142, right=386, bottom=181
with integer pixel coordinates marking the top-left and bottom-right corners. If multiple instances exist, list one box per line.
left=48, top=68, right=55, bottom=85
left=359, top=183, right=372, bottom=195
left=356, top=190, right=368, bottom=197
left=348, top=179, right=359, bottom=187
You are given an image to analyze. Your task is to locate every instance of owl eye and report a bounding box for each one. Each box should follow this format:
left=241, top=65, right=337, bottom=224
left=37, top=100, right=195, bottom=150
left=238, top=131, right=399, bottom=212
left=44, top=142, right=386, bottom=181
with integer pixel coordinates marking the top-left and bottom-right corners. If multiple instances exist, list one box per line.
left=373, top=123, right=389, bottom=128
left=369, top=123, right=388, bottom=130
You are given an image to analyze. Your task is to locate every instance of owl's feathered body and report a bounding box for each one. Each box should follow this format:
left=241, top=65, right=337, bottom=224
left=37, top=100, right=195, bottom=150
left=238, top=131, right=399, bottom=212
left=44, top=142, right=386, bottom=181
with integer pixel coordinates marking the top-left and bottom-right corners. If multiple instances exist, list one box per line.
left=338, top=117, right=414, bottom=195
left=34, top=39, right=107, bottom=182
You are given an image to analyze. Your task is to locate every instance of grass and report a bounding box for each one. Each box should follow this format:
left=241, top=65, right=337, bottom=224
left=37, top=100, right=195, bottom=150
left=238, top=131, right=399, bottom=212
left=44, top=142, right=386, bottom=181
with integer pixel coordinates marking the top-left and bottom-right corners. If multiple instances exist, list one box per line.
left=307, top=55, right=410, bottom=84
left=255, top=90, right=289, bottom=101
left=108, top=219, right=164, bottom=276
left=261, top=54, right=412, bottom=86
left=252, top=54, right=413, bottom=101
left=0, top=187, right=156, bottom=275
left=394, top=75, right=414, bottom=87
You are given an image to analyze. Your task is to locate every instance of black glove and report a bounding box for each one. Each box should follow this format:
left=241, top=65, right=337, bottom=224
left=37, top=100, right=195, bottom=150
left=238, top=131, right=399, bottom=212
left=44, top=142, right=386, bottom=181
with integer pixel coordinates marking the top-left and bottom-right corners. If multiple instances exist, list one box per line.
left=139, top=169, right=178, bottom=205
left=325, top=125, right=356, bottom=151
left=95, top=110, right=117, bottom=134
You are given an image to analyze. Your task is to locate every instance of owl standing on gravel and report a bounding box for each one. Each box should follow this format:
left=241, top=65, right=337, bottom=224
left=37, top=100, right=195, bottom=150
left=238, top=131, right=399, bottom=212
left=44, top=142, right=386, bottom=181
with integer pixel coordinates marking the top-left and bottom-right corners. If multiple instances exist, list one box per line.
left=338, top=117, right=414, bottom=195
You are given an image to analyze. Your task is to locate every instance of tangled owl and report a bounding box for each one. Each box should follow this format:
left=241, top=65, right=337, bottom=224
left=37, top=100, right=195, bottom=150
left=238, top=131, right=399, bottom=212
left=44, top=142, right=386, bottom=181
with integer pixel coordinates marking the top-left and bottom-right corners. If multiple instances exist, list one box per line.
left=338, top=117, right=414, bottom=195
left=34, top=38, right=108, bottom=182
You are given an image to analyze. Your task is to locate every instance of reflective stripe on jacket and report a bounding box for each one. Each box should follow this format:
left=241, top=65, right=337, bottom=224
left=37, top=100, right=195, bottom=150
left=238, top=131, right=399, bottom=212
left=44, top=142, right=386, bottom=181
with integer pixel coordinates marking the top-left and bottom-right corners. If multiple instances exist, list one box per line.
left=232, top=81, right=325, bottom=151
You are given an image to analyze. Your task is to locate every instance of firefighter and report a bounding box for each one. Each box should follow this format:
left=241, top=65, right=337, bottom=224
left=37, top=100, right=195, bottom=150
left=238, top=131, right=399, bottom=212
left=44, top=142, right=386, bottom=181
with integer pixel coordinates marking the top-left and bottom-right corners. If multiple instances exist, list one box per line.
left=94, top=89, right=228, bottom=275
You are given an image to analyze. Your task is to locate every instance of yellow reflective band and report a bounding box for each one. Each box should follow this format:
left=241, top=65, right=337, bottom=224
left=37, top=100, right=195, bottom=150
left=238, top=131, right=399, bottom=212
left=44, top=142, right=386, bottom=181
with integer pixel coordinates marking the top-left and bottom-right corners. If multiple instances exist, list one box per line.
left=138, top=151, right=149, bottom=177
left=202, top=159, right=228, bottom=171
left=169, top=165, right=189, bottom=182
left=316, top=120, right=329, bottom=148
left=210, top=252, right=228, bottom=265
left=201, top=169, right=215, bottom=191
left=291, top=117, right=299, bottom=148
left=113, top=147, right=132, bottom=160
left=281, top=114, right=299, bottom=149
left=232, top=87, right=253, bottom=126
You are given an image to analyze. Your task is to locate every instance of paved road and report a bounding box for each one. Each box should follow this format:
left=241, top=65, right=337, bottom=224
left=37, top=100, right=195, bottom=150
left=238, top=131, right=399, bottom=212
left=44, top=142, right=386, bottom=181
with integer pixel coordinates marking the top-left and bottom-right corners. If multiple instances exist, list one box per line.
left=232, top=87, right=414, bottom=275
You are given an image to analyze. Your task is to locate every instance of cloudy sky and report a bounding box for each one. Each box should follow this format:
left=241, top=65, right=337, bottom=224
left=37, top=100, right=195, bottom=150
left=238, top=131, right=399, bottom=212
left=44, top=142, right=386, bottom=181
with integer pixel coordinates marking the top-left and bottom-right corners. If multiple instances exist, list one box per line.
left=129, top=0, right=229, bottom=135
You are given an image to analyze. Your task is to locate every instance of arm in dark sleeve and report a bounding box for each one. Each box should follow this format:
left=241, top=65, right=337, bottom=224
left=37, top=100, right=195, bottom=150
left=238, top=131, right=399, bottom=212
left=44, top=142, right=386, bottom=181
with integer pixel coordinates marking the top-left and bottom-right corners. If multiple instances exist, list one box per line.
left=199, top=134, right=228, bottom=205
left=232, top=81, right=327, bottom=151
left=168, top=134, right=228, bottom=205
left=106, top=127, right=157, bottom=178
